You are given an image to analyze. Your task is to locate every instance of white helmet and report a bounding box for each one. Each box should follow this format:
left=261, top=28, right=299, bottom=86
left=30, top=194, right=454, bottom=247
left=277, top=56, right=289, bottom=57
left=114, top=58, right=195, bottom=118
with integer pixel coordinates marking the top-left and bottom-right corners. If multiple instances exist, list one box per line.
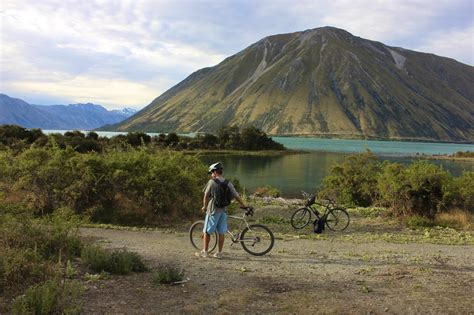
left=208, top=162, right=223, bottom=174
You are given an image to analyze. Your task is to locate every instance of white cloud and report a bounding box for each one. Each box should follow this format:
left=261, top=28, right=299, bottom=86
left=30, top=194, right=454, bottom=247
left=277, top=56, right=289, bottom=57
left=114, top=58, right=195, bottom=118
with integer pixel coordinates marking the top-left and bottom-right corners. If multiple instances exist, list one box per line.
left=0, top=0, right=226, bottom=108
left=6, top=75, right=172, bottom=110
left=415, top=26, right=474, bottom=65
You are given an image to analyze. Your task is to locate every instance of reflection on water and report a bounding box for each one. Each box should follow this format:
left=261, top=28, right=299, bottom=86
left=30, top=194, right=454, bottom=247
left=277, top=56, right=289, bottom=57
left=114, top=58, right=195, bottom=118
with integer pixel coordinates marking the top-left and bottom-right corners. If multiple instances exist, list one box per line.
left=200, top=153, right=473, bottom=198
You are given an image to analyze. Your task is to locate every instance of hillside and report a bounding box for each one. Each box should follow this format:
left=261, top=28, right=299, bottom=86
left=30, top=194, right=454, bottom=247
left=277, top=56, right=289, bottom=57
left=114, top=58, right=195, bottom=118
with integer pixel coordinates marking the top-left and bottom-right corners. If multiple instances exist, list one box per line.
left=0, top=94, right=136, bottom=130
left=108, top=27, right=474, bottom=143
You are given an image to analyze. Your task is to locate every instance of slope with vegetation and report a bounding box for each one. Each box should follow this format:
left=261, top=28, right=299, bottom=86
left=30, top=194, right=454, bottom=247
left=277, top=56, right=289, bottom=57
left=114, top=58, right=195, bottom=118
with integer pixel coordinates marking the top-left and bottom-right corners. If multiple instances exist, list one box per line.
left=108, top=27, right=474, bottom=143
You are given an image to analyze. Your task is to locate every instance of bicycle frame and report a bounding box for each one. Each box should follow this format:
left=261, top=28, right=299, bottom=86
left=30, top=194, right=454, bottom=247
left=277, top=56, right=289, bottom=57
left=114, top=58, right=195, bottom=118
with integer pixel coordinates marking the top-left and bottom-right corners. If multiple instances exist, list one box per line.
left=226, top=212, right=252, bottom=244
left=303, top=202, right=325, bottom=222
left=302, top=191, right=335, bottom=220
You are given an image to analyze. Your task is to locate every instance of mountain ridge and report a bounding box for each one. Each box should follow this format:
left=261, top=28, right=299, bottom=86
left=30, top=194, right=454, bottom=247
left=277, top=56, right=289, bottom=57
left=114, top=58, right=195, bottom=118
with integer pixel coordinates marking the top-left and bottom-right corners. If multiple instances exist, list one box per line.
left=76, top=27, right=474, bottom=142
left=0, top=94, right=136, bottom=130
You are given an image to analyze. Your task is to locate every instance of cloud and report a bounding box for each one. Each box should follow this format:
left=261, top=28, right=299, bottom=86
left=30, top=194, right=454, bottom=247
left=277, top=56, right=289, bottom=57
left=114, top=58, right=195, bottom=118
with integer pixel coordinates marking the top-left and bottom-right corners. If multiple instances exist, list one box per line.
left=0, top=0, right=226, bottom=108
left=1, top=0, right=473, bottom=109
left=415, top=26, right=474, bottom=65
left=6, top=75, right=172, bottom=110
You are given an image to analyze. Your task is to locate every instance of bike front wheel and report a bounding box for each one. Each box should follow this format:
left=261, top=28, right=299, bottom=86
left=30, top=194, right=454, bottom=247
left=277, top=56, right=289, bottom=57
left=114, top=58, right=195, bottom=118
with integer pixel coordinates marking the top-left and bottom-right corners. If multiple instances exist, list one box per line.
left=290, top=207, right=312, bottom=229
left=325, top=208, right=350, bottom=231
left=189, top=220, right=218, bottom=252
left=240, top=224, right=274, bottom=256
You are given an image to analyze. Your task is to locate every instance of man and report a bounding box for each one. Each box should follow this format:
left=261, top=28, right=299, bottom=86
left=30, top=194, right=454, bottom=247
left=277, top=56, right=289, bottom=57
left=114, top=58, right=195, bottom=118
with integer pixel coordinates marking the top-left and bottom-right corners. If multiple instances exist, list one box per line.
left=196, top=162, right=248, bottom=259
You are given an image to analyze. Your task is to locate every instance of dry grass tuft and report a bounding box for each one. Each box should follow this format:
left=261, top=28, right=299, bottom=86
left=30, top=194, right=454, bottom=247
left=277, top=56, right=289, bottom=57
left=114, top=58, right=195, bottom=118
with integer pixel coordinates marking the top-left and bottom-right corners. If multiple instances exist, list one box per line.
left=435, top=210, right=473, bottom=230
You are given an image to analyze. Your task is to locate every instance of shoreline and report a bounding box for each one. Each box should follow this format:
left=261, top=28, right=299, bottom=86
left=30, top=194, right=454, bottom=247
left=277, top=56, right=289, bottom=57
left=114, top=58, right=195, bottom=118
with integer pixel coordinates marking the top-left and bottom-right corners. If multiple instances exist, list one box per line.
left=183, top=148, right=474, bottom=162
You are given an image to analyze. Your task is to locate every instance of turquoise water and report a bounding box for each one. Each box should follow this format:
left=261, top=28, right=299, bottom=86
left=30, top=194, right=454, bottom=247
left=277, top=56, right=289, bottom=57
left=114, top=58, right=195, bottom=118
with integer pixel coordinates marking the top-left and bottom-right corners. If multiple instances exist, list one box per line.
left=273, top=137, right=474, bottom=156
left=42, top=130, right=473, bottom=156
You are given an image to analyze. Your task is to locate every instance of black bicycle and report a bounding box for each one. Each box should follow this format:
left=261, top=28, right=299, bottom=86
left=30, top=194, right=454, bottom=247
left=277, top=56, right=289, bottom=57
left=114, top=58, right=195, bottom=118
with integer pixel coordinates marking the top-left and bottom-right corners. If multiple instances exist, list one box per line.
left=290, top=191, right=350, bottom=231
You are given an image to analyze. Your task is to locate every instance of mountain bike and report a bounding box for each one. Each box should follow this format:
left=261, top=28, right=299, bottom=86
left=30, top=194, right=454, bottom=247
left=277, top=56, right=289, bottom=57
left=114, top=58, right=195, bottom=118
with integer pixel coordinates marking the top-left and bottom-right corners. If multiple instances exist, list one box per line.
left=189, top=206, right=274, bottom=256
left=290, top=191, right=350, bottom=231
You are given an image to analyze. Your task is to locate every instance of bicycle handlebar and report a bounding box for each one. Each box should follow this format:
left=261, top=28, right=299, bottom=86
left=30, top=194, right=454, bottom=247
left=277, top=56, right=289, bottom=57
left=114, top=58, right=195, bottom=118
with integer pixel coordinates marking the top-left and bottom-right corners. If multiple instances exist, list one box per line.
left=240, top=206, right=254, bottom=216
left=301, top=191, right=337, bottom=207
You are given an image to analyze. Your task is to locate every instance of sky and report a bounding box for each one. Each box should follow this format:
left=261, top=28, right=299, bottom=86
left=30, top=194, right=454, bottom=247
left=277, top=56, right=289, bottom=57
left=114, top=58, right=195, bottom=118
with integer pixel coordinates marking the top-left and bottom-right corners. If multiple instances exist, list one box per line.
left=1, top=0, right=473, bottom=110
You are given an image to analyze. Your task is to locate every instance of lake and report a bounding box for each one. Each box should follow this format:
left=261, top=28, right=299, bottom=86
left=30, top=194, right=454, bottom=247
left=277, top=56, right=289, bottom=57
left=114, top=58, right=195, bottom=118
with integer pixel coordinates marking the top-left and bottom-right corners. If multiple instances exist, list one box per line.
left=199, top=152, right=473, bottom=198
left=42, top=130, right=473, bottom=197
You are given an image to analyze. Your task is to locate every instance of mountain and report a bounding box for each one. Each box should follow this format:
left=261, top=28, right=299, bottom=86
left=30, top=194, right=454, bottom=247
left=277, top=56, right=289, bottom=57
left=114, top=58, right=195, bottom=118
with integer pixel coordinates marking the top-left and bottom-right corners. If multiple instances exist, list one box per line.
left=108, top=26, right=474, bottom=143
left=0, top=94, right=136, bottom=130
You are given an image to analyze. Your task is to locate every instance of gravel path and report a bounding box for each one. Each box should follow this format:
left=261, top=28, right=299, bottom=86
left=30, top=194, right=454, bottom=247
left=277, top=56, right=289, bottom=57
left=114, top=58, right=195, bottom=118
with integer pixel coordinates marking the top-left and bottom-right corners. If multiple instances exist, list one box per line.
left=79, top=210, right=474, bottom=314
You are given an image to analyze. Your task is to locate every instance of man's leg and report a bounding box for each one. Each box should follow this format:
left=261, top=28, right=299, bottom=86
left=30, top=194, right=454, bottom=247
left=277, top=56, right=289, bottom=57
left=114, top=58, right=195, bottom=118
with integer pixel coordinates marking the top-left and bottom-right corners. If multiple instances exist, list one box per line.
left=203, top=232, right=211, bottom=251
left=215, top=211, right=227, bottom=254
left=217, top=233, right=225, bottom=252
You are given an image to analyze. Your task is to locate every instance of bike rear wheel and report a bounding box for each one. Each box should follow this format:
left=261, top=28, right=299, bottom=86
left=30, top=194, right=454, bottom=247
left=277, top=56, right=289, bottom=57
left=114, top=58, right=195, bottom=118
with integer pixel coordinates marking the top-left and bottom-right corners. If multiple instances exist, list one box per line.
left=325, top=208, right=350, bottom=231
left=189, top=220, right=218, bottom=252
left=290, top=207, right=312, bottom=229
left=240, top=224, right=274, bottom=256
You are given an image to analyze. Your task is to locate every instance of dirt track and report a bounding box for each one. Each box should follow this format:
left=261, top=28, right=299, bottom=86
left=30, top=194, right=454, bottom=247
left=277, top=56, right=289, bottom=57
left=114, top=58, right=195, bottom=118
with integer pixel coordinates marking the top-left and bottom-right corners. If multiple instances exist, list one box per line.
left=78, top=206, right=474, bottom=314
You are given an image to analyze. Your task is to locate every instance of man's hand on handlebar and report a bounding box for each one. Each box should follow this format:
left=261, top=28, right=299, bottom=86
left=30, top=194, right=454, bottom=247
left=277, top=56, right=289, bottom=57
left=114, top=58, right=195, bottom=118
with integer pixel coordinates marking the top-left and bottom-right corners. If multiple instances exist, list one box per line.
left=240, top=206, right=254, bottom=216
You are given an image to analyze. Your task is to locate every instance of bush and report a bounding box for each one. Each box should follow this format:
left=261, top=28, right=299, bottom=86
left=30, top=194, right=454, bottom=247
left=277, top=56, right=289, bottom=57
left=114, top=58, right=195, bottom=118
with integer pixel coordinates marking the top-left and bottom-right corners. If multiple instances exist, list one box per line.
left=152, top=264, right=185, bottom=284
left=254, top=186, right=281, bottom=198
left=1, top=146, right=208, bottom=224
left=0, top=209, right=83, bottom=294
left=443, top=171, right=474, bottom=213
left=12, top=280, right=84, bottom=314
left=320, top=151, right=381, bottom=206
left=0, top=247, right=54, bottom=294
left=405, top=215, right=437, bottom=229
left=321, top=153, right=472, bottom=221
left=81, top=245, right=148, bottom=275
left=0, top=125, right=46, bottom=152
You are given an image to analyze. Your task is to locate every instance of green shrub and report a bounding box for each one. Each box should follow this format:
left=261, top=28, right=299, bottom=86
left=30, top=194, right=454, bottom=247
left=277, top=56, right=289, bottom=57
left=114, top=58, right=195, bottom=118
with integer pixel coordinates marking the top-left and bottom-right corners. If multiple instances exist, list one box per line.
left=406, top=215, right=436, bottom=230
left=320, top=151, right=381, bottom=206
left=1, top=146, right=208, bottom=224
left=254, top=185, right=281, bottom=198
left=321, top=153, right=471, bottom=220
left=0, top=247, right=54, bottom=294
left=80, top=245, right=109, bottom=272
left=39, top=208, right=83, bottom=260
left=443, top=171, right=474, bottom=213
left=0, top=210, right=83, bottom=294
left=81, top=245, right=147, bottom=275
left=152, top=264, right=185, bottom=284
left=351, top=207, right=388, bottom=218
left=12, top=280, right=84, bottom=315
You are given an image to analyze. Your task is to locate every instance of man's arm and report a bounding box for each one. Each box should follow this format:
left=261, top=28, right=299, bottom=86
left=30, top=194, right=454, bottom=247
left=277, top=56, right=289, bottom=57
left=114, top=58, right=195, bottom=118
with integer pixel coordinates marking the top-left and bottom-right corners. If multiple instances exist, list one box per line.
left=229, top=182, right=248, bottom=208
left=234, top=195, right=248, bottom=208
left=201, top=180, right=212, bottom=213
left=201, top=193, right=209, bottom=213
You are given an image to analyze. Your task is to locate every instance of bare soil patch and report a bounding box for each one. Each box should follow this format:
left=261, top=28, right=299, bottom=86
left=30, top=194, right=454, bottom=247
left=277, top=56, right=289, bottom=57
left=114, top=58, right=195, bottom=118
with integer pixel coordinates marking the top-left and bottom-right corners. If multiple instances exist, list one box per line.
left=79, top=206, right=474, bottom=314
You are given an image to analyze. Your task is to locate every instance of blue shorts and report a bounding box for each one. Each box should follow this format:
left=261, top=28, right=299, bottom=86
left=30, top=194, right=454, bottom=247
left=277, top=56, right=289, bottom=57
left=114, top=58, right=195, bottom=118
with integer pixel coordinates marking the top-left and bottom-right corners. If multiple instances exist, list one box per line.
left=203, top=211, right=228, bottom=235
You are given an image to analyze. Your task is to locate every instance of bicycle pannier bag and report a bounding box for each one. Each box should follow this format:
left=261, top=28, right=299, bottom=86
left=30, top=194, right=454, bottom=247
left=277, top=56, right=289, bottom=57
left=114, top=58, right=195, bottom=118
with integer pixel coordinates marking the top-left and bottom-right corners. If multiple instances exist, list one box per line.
left=313, top=218, right=325, bottom=234
left=213, top=179, right=232, bottom=208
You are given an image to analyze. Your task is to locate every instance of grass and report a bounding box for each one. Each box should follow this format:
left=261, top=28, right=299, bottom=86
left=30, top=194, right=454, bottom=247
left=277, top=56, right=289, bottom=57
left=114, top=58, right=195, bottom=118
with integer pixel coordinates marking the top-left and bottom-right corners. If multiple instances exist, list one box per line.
left=349, top=207, right=388, bottom=218
left=81, top=245, right=148, bottom=275
left=12, top=280, right=84, bottom=315
left=435, top=210, right=473, bottom=230
left=258, top=216, right=290, bottom=225
left=152, top=264, right=185, bottom=284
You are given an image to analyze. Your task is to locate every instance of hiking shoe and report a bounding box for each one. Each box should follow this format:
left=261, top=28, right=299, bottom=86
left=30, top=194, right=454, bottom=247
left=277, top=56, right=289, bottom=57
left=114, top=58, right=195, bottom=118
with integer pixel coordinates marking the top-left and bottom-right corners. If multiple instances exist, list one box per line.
left=213, top=252, right=223, bottom=259
left=195, top=250, right=208, bottom=258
